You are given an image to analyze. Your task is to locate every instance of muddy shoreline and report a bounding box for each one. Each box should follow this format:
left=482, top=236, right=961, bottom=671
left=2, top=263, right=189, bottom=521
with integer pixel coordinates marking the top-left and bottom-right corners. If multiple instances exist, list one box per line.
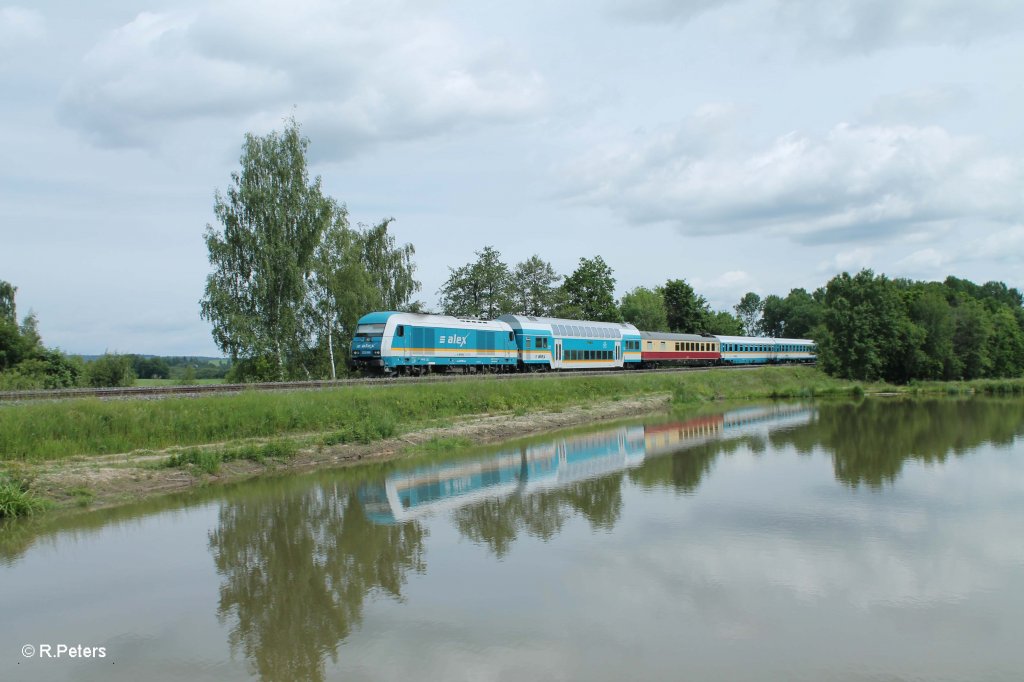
left=27, top=394, right=672, bottom=514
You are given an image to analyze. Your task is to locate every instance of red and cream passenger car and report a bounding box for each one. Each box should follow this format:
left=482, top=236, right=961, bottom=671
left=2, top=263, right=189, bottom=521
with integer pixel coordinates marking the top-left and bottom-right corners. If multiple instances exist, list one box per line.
left=639, top=331, right=720, bottom=368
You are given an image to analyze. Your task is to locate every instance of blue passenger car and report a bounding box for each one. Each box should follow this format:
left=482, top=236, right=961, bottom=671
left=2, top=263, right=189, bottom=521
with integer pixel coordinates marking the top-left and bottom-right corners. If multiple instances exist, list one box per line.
left=351, top=312, right=517, bottom=374
left=498, top=315, right=642, bottom=371
left=714, top=335, right=816, bottom=365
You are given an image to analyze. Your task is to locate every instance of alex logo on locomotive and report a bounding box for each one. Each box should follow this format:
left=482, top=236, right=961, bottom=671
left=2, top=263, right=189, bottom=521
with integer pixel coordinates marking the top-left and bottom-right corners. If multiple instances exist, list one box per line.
left=440, top=334, right=468, bottom=347
left=349, top=311, right=815, bottom=374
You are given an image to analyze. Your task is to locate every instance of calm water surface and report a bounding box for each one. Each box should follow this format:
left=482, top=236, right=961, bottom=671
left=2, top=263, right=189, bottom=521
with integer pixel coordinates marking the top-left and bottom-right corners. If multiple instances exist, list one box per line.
left=2, top=398, right=1023, bottom=681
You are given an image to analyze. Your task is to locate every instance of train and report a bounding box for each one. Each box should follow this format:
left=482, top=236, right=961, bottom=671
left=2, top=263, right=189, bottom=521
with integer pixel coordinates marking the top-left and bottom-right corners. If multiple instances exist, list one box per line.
left=359, top=404, right=815, bottom=524
left=350, top=311, right=814, bottom=375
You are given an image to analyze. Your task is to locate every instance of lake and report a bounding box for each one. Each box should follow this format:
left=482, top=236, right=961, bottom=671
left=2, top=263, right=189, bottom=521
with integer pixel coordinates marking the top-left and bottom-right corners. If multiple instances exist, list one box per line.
left=2, top=397, right=1023, bottom=681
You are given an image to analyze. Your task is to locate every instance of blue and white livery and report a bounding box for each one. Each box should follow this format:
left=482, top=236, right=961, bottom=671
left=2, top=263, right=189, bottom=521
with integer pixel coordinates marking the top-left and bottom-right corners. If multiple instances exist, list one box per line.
left=715, top=335, right=816, bottom=365
left=498, top=315, right=642, bottom=371
left=351, top=312, right=517, bottom=375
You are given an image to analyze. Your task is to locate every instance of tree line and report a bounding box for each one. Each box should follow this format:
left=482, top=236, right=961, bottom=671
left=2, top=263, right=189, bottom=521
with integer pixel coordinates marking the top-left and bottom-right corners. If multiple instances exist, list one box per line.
left=199, top=118, right=420, bottom=382
left=193, top=120, right=1024, bottom=384
left=7, top=119, right=1022, bottom=388
left=0, top=285, right=236, bottom=389
left=435, top=246, right=745, bottom=335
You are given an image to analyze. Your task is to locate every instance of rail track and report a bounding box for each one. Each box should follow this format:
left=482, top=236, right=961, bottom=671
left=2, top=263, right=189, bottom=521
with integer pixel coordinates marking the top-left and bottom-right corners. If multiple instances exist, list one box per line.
left=0, top=363, right=811, bottom=403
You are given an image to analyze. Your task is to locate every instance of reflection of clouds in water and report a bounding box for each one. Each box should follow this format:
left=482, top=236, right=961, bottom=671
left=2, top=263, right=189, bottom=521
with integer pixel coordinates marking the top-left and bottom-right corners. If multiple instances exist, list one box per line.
left=572, top=445, right=1024, bottom=627
left=342, top=618, right=572, bottom=682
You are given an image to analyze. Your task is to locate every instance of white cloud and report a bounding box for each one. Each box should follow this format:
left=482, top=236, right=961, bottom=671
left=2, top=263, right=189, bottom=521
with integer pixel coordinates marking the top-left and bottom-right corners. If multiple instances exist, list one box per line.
left=775, top=0, right=1024, bottom=53
left=611, top=0, right=739, bottom=24
left=817, top=247, right=875, bottom=275
left=0, top=6, right=43, bottom=37
left=966, top=226, right=1024, bottom=264
left=57, top=0, right=545, bottom=154
left=58, top=11, right=289, bottom=147
left=0, top=6, right=45, bottom=55
left=896, top=247, right=947, bottom=274
left=611, top=0, right=1024, bottom=53
left=866, top=85, right=972, bottom=124
left=693, top=270, right=757, bottom=310
left=565, top=120, right=1024, bottom=247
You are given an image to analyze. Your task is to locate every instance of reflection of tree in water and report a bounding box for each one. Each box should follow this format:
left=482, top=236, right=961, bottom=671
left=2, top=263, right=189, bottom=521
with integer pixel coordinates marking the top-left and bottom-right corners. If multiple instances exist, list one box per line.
left=630, top=441, right=720, bottom=494
left=0, top=517, right=40, bottom=565
left=452, top=465, right=624, bottom=558
left=209, top=481, right=426, bottom=682
left=771, top=398, right=1024, bottom=488
left=631, top=398, right=1024, bottom=492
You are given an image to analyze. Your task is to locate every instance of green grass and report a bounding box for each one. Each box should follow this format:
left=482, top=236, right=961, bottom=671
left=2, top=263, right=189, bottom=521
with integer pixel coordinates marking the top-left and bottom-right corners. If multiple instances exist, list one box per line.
left=136, top=378, right=225, bottom=387
left=0, top=477, right=47, bottom=518
left=163, top=441, right=301, bottom=475
left=400, top=436, right=476, bottom=458
left=1, top=366, right=1001, bottom=463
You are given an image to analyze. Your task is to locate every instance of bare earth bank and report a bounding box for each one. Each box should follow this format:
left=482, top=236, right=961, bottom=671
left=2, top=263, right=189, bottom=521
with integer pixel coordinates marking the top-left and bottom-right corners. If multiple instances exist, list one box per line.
left=32, top=395, right=672, bottom=513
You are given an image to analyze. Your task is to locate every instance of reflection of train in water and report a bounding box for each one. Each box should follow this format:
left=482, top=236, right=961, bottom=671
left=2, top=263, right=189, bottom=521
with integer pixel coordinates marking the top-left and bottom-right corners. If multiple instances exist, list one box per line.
left=360, top=404, right=814, bottom=524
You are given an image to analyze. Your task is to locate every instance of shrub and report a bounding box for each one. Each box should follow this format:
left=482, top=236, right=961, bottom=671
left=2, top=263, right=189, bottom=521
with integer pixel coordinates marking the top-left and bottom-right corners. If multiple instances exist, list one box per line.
left=82, top=353, right=136, bottom=388
left=0, top=476, right=46, bottom=518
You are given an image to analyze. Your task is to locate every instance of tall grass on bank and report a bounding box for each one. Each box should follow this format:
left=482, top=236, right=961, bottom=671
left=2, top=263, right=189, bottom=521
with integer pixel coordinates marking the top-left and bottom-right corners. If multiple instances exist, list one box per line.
left=0, top=367, right=874, bottom=462
left=0, top=476, right=47, bottom=518
left=164, top=441, right=301, bottom=475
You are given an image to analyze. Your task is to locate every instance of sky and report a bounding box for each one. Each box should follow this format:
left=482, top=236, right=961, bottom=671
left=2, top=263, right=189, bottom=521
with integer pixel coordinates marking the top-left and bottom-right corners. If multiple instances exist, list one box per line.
left=2, top=0, right=1023, bottom=356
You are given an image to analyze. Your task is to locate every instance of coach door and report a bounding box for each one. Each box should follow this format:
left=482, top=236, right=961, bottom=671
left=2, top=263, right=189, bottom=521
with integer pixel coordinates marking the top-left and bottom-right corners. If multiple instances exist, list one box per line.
left=615, top=341, right=621, bottom=365
left=554, top=339, right=562, bottom=369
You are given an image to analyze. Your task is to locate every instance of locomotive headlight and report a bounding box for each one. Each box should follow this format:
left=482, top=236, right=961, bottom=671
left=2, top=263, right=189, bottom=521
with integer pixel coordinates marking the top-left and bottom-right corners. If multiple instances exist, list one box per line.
left=373, top=350, right=380, bottom=356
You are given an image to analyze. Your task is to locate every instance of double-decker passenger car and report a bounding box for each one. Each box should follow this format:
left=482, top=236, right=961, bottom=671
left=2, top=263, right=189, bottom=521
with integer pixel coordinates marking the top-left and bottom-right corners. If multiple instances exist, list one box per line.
left=350, top=312, right=517, bottom=375
left=639, top=331, right=720, bottom=368
left=715, top=335, right=816, bottom=365
left=498, top=314, right=642, bottom=371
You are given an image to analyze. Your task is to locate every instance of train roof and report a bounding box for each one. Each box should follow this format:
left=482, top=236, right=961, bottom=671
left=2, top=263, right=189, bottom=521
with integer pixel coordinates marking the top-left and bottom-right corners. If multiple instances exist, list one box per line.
left=640, top=331, right=710, bottom=342
left=357, top=311, right=512, bottom=332
left=498, top=314, right=639, bottom=338
left=714, top=335, right=815, bottom=344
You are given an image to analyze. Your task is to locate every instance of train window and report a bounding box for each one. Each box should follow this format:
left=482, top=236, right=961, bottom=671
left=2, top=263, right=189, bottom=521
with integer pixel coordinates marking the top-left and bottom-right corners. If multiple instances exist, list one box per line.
left=660, top=341, right=666, bottom=350
left=509, top=331, right=515, bottom=341
left=355, top=323, right=386, bottom=338
left=526, top=337, right=532, bottom=348
left=396, top=325, right=404, bottom=337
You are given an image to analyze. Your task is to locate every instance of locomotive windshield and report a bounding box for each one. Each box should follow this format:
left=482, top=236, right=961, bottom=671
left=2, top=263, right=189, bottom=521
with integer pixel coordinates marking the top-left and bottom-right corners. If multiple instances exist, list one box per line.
left=355, top=323, right=386, bottom=338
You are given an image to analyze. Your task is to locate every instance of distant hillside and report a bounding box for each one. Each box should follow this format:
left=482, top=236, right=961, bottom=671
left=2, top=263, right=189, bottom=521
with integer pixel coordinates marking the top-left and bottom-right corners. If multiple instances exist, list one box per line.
left=75, top=355, right=228, bottom=363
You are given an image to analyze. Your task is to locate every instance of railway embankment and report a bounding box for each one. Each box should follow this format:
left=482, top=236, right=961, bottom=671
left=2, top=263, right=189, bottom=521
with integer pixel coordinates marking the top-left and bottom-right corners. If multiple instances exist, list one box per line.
left=1, top=367, right=1022, bottom=518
